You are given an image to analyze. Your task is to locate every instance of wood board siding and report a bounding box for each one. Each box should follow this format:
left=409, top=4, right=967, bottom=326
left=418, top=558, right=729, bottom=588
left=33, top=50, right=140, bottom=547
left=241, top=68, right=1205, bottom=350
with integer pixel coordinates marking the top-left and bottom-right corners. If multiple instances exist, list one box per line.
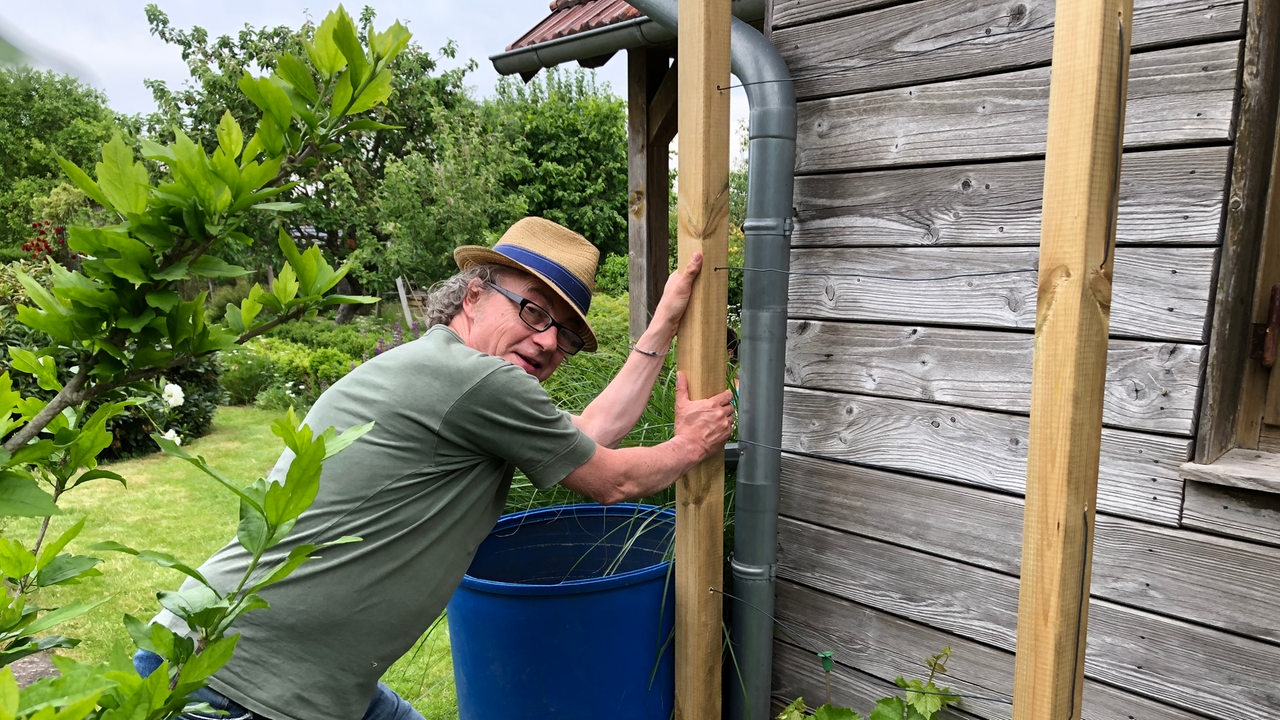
left=794, top=41, right=1238, bottom=173
left=774, top=0, right=1242, bottom=99
left=775, top=518, right=1280, bottom=719
left=790, top=146, right=1231, bottom=249
left=769, top=0, right=1278, bottom=717
left=786, top=321, right=1203, bottom=435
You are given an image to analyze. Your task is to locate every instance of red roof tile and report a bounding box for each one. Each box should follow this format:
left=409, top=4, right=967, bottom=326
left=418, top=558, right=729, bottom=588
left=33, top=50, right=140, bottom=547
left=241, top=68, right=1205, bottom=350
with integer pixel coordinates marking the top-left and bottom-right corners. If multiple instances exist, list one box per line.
left=506, top=0, right=642, bottom=51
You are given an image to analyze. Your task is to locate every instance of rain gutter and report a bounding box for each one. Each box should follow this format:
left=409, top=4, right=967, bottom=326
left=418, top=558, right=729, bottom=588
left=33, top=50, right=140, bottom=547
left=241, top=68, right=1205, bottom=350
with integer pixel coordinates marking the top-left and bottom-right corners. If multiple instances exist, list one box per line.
left=492, top=4, right=794, bottom=718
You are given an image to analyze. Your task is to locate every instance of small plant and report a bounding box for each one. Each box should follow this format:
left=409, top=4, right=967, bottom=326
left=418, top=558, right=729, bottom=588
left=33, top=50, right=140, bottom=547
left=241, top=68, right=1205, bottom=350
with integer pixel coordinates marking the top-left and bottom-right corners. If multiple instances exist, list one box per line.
left=778, top=647, right=960, bottom=720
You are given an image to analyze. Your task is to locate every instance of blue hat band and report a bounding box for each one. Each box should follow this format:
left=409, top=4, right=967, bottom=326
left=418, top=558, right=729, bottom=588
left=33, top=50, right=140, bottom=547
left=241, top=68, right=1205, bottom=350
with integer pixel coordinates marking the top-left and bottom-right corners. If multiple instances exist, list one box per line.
left=494, top=244, right=592, bottom=315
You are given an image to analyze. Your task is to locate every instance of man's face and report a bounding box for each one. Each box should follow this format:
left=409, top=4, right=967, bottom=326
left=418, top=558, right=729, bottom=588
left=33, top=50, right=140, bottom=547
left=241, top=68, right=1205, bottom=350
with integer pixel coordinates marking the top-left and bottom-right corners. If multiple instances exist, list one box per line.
left=464, top=272, right=583, bottom=382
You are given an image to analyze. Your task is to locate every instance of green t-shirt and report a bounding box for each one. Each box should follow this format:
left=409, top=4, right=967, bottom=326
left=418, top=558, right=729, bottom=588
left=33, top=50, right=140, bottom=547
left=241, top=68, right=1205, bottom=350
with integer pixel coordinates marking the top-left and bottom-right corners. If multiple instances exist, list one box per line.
left=156, top=326, right=597, bottom=720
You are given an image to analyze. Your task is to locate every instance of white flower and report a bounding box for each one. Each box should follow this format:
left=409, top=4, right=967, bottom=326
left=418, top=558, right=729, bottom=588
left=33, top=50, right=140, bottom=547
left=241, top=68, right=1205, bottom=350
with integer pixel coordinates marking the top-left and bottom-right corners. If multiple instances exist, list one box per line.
left=161, top=428, right=182, bottom=446
left=162, top=383, right=185, bottom=408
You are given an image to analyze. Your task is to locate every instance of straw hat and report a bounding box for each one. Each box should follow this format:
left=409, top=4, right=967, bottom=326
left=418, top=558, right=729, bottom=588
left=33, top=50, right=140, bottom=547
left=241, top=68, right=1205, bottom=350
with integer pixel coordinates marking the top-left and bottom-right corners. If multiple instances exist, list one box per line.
left=454, top=217, right=600, bottom=352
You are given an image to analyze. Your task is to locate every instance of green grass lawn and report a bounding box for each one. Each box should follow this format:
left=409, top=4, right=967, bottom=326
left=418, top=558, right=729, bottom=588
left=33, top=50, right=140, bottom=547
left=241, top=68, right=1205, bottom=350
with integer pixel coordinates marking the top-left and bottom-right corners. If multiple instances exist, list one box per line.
left=24, top=405, right=457, bottom=718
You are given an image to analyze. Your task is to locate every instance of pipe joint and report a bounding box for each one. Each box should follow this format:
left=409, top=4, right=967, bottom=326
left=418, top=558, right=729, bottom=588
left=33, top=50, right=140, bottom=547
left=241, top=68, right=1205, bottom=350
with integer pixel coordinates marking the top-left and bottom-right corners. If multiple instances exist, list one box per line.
left=729, top=555, right=778, bottom=582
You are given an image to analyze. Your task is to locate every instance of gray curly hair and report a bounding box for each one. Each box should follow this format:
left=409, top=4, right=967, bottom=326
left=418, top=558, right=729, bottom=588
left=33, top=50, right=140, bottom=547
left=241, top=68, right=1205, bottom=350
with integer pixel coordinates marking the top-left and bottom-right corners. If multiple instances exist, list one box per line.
left=424, top=264, right=507, bottom=328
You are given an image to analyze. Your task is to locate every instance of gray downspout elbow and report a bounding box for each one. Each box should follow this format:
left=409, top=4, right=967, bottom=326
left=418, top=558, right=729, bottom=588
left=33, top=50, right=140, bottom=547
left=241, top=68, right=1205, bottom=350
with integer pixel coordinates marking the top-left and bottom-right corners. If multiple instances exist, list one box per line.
left=622, top=3, right=795, bottom=719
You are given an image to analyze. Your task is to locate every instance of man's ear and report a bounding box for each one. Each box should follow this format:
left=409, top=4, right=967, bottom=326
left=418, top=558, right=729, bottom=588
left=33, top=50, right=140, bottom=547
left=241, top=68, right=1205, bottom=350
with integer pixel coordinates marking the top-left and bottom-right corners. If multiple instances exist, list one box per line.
left=460, top=278, right=485, bottom=312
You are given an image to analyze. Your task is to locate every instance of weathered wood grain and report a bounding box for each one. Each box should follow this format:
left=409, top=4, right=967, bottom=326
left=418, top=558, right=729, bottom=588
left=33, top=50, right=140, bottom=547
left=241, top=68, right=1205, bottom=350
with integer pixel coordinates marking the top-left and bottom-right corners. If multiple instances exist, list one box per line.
left=781, top=388, right=1188, bottom=524
left=772, top=584, right=1217, bottom=720
left=785, top=320, right=1203, bottom=435
left=778, top=453, right=1280, bottom=641
left=795, top=41, right=1238, bottom=173
left=1181, top=480, right=1280, bottom=546
left=787, top=247, right=1215, bottom=342
left=775, top=0, right=1242, bottom=98
left=791, top=146, right=1230, bottom=249
left=1196, top=0, right=1280, bottom=463
left=776, top=517, right=1280, bottom=718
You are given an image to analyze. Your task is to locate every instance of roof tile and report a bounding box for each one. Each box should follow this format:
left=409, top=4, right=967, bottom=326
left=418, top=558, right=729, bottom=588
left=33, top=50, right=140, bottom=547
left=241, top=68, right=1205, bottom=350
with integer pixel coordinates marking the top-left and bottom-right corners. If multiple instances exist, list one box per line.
left=506, top=0, right=642, bottom=51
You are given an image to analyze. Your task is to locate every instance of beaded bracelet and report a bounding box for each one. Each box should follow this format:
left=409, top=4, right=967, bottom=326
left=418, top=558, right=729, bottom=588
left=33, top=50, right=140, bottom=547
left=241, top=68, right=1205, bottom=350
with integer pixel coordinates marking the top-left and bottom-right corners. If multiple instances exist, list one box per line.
left=630, top=343, right=667, bottom=358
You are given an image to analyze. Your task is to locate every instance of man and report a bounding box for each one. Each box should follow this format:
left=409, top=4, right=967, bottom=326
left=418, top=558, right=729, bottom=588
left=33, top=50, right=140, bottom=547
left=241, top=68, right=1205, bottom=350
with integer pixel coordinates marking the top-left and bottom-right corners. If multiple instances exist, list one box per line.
left=139, top=217, right=736, bottom=720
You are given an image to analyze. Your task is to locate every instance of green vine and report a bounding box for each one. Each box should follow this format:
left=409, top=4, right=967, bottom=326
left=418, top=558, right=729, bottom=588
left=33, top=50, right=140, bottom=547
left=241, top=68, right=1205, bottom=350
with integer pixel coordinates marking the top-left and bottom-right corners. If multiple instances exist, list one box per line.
left=778, top=647, right=961, bottom=720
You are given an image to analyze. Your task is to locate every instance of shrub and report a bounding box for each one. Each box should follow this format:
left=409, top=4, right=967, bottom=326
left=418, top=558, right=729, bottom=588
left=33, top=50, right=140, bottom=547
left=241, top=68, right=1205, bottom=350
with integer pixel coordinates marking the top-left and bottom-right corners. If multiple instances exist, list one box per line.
left=98, top=356, right=223, bottom=460
left=308, top=347, right=353, bottom=387
left=206, top=277, right=256, bottom=321
left=220, top=345, right=278, bottom=405
left=596, top=253, right=629, bottom=297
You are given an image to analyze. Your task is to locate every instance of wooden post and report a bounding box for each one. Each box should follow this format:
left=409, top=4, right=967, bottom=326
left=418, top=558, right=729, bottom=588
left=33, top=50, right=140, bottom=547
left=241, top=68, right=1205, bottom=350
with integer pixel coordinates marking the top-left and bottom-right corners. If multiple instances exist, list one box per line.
left=674, top=0, right=731, bottom=718
left=627, top=48, right=677, bottom=340
left=395, top=276, right=415, bottom=328
left=1012, top=2, right=1133, bottom=719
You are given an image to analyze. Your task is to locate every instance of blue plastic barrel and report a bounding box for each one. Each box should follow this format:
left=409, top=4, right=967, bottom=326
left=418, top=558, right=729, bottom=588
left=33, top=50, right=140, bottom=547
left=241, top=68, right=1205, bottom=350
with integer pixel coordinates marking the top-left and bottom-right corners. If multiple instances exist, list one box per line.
left=447, top=503, right=675, bottom=719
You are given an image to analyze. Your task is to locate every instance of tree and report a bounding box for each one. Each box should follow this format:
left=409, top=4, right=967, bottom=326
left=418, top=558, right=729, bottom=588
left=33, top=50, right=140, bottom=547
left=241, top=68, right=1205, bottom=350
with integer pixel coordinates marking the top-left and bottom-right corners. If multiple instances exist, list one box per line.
left=357, top=99, right=527, bottom=291
left=1, top=7, right=407, bottom=715
left=142, top=4, right=474, bottom=303
left=483, top=67, right=629, bottom=258
left=0, top=68, right=127, bottom=254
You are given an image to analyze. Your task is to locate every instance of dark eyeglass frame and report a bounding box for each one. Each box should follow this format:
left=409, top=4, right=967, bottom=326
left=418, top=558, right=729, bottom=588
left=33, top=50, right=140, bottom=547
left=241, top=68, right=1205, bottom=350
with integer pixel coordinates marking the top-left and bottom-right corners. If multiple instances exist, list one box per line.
left=484, top=281, right=586, bottom=355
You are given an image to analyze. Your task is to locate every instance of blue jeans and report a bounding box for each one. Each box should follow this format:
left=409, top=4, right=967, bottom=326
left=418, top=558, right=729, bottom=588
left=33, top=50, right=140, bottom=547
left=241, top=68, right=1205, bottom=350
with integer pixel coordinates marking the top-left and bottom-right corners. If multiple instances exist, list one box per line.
left=133, top=650, right=423, bottom=720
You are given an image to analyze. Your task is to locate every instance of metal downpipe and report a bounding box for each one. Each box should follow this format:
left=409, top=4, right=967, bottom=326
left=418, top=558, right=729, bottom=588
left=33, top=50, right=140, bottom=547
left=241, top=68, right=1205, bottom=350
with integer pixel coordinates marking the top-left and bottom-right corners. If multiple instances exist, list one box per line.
left=621, top=3, right=795, bottom=719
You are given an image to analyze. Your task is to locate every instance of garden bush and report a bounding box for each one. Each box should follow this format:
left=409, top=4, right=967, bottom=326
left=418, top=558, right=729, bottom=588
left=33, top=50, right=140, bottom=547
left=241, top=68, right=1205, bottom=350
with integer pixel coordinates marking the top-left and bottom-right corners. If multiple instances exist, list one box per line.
left=98, top=356, right=223, bottom=460
left=220, top=344, right=279, bottom=406
left=595, top=253, right=629, bottom=297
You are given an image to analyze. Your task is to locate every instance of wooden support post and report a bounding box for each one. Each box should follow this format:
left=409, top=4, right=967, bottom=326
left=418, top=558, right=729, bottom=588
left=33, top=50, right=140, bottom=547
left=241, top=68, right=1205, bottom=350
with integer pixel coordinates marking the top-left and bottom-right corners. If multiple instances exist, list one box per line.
left=673, top=0, right=731, bottom=718
left=1012, top=2, right=1133, bottom=719
left=627, top=48, right=676, bottom=340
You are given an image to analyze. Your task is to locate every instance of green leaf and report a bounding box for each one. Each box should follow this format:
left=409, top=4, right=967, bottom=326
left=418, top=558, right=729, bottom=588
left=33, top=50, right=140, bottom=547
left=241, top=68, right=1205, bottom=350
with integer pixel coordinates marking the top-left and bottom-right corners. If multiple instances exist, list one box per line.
left=251, top=537, right=359, bottom=590
left=330, top=70, right=355, bottom=119
left=36, top=516, right=86, bottom=570
left=96, top=133, right=149, bottom=215
left=0, top=474, right=61, bottom=517
left=275, top=53, right=319, bottom=104
left=369, top=21, right=412, bottom=63
left=216, top=111, right=245, bottom=160
left=273, top=263, right=300, bottom=306
left=35, top=554, right=103, bottom=587
left=320, top=294, right=380, bottom=307
left=189, top=255, right=251, bottom=279
left=812, top=704, right=862, bottom=720
left=91, top=541, right=210, bottom=587
left=8, top=348, right=60, bottom=392
left=239, top=74, right=294, bottom=135
left=55, top=156, right=112, bottom=210
left=19, top=598, right=105, bottom=636
left=306, top=8, right=350, bottom=80
left=868, top=696, right=905, bottom=720
left=236, top=492, right=270, bottom=557
left=331, top=8, right=368, bottom=88
left=0, top=666, right=17, bottom=718
left=145, top=289, right=182, bottom=312
left=68, top=468, right=127, bottom=490
left=346, top=68, right=392, bottom=116
left=157, top=585, right=223, bottom=622
left=320, top=421, right=374, bottom=459
left=177, top=636, right=238, bottom=687
left=251, top=201, right=303, bottom=212
left=0, top=538, right=36, bottom=580
left=337, top=119, right=400, bottom=133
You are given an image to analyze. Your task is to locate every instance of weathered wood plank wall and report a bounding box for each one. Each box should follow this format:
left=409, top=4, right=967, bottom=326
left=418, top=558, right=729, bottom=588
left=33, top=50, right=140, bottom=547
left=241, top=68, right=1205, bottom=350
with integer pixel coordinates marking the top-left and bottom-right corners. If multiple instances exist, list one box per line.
left=768, top=0, right=1280, bottom=717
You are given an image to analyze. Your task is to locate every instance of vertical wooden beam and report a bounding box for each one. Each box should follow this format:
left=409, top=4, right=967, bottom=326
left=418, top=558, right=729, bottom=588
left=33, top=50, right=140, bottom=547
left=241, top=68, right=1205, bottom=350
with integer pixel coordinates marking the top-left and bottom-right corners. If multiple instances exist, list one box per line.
left=1197, top=0, right=1280, bottom=461
left=628, top=48, right=675, bottom=340
left=673, top=0, right=731, bottom=718
left=1012, top=2, right=1133, bottom=719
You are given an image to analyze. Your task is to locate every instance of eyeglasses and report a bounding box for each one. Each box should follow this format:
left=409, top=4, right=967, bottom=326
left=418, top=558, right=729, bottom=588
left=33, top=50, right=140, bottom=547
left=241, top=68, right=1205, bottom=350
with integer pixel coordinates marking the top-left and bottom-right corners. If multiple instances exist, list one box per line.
left=484, top=282, right=586, bottom=355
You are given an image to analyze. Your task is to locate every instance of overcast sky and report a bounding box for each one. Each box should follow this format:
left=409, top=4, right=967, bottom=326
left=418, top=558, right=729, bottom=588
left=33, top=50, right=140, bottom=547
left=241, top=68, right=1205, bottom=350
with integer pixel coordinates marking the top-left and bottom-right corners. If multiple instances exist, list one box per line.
left=0, top=1, right=631, bottom=115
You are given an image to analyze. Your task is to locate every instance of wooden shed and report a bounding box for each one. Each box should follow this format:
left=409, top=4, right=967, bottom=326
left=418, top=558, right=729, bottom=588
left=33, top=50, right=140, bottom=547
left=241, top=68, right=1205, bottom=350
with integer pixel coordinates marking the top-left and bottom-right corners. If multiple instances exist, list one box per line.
left=497, top=1, right=1280, bottom=717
